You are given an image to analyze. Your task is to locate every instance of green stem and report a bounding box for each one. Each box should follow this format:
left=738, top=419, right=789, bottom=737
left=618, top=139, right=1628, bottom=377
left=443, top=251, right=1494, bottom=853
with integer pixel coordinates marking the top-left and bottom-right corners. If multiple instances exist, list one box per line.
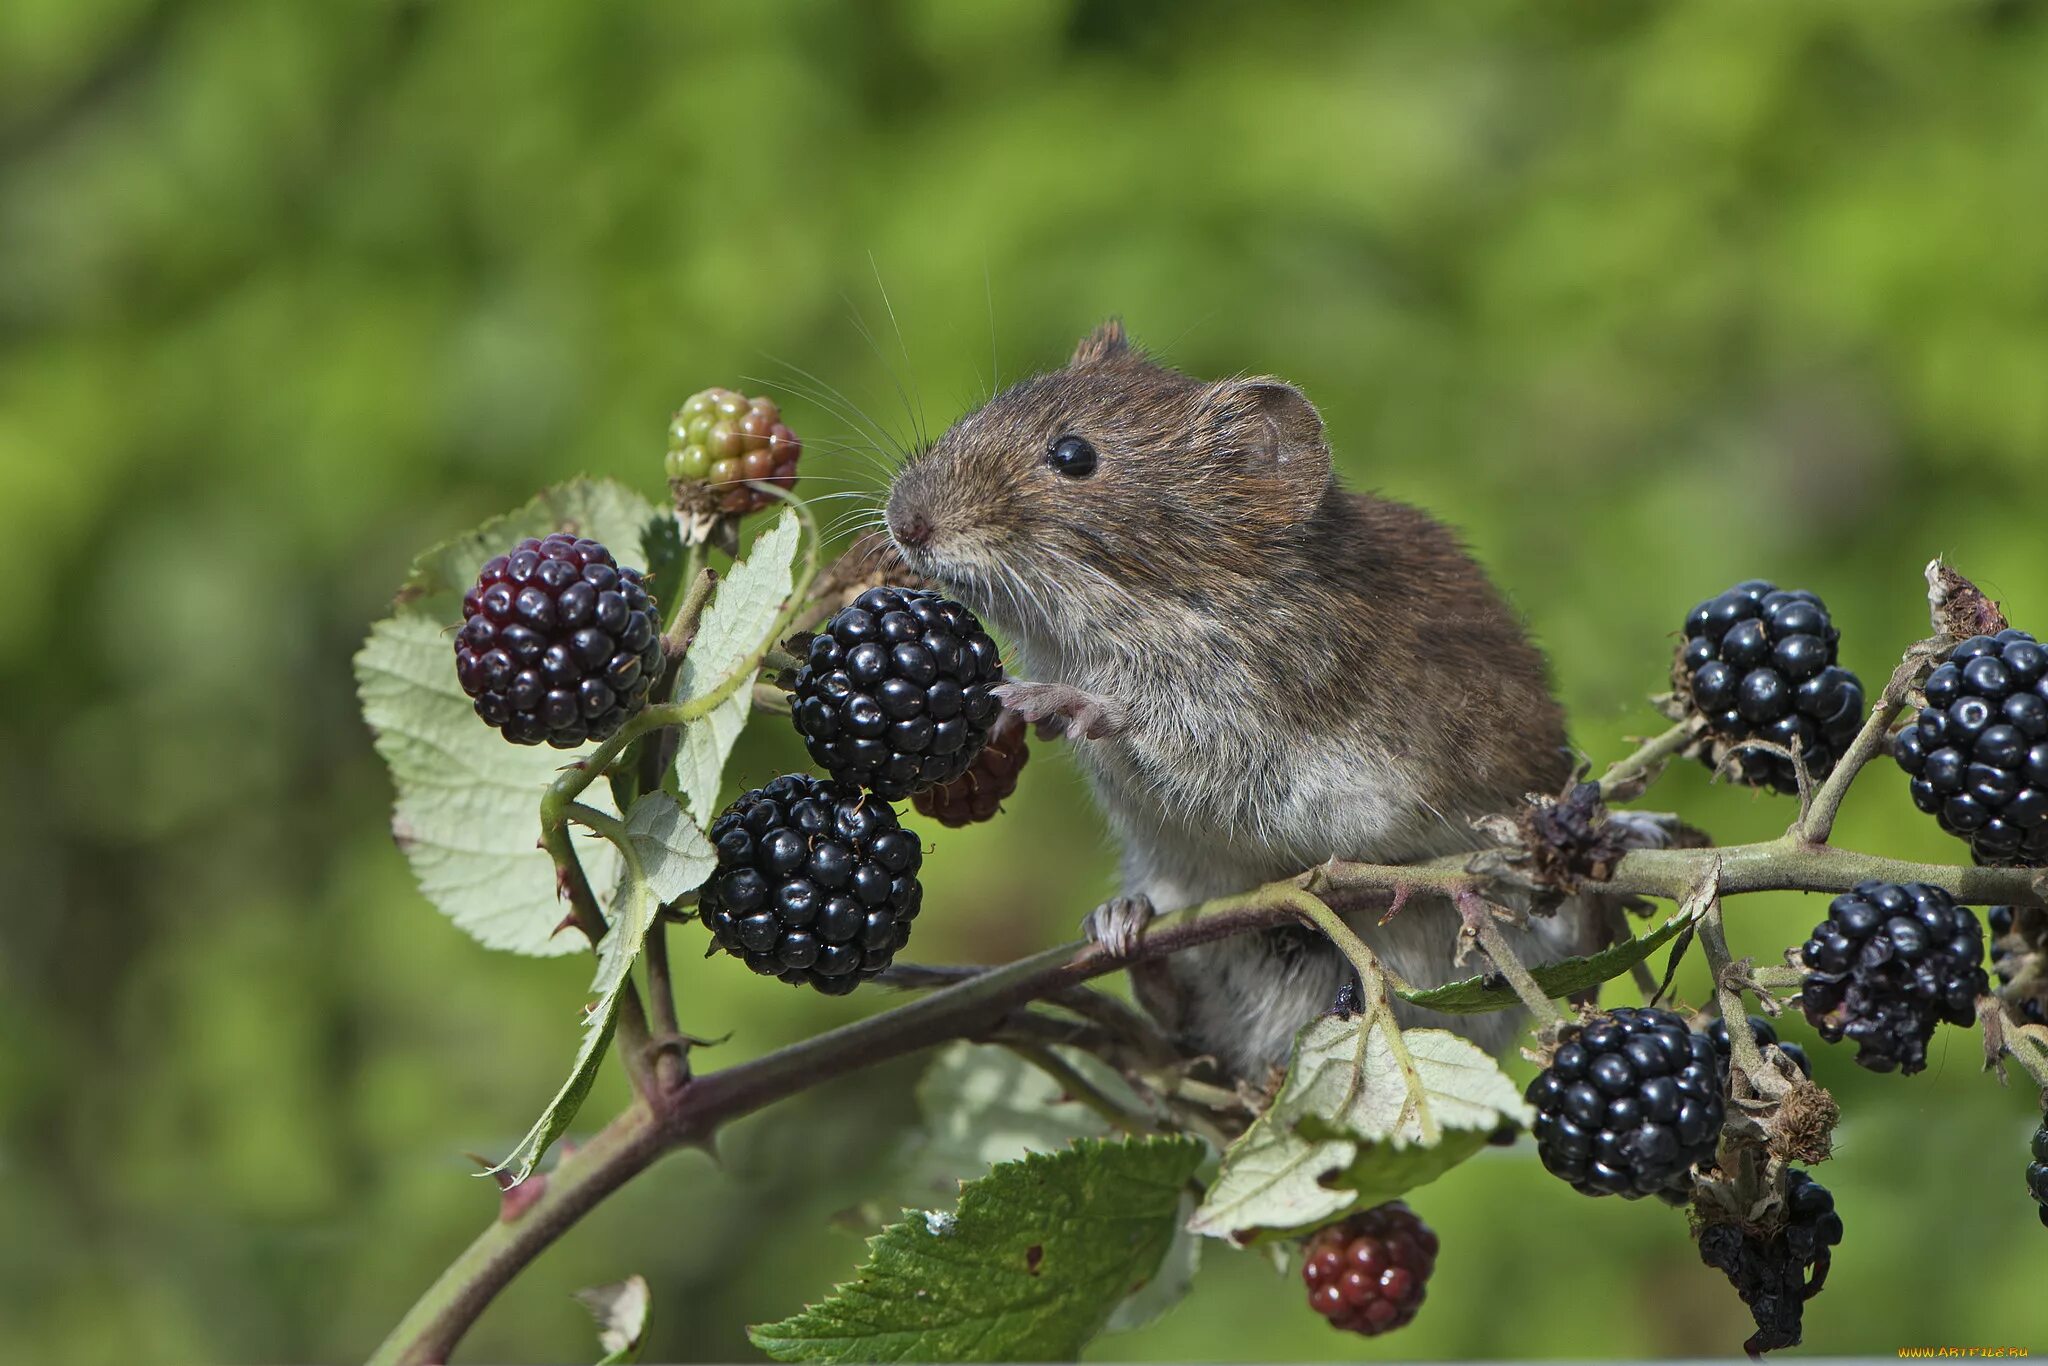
left=1598, top=721, right=1696, bottom=801
left=1455, top=889, right=1568, bottom=1028
left=1795, top=644, right=1935, bottom=846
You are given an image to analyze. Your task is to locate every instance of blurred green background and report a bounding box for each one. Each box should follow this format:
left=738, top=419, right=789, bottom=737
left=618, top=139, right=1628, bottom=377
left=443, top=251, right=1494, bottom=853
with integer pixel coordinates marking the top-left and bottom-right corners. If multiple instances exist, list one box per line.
left=5, top=0, right=2047, bottom=1360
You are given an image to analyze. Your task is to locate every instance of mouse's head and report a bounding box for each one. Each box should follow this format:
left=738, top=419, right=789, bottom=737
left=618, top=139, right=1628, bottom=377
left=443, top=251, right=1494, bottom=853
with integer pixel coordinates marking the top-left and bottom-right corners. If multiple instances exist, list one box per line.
left=885, top=320, right=1334, bottom=653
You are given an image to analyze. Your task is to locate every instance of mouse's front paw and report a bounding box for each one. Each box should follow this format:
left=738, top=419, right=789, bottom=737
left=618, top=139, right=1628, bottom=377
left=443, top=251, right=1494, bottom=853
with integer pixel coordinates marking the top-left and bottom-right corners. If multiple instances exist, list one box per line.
left=1082, top=894, right=1155, bottom=959
left=994, top=680, right=1124, bottom=741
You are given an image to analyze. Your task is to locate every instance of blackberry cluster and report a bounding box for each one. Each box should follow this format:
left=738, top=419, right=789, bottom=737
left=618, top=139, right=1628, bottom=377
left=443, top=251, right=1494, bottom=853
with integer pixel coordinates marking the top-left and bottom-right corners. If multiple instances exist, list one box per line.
left=1988, top=905, right=2046, bottom=1026
left=1678, top=581, right=1865, bottom=795
left=792, top=587, right=1005, bottom=800
left=665, top=388, right=801, bottom=516
left=1526, top=1006, right=1724, bottom=1199
left=699, top=775, right=923, bottom=995
left=2029, top=1111, right=2048, bottom=1230
left=1798, top=880, right=1987, bottom=1074
left=1300, top=1202, right=1437, bottom=1338
left=455, top=535, right=661, bottom=747
left=1697, top=1169, right=1844, bottom=1357
left=911, top=706, right=1029, bottom=827
left=1895, top=629, right=2048, bottom=865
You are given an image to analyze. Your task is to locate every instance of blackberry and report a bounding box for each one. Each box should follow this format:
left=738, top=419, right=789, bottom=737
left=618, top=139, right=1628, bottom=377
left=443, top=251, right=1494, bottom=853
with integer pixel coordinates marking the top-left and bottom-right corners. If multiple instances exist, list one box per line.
left=1707, top=1014, right=1814, bottom=1079
left=699, top=775, right=923, bottom=995
left=1988, top=905, right=2047, bottom=1026
left=1526, top=1006, right=1725, bottom=1199
left=1697, top=1168, right=1843, bottom=1357
left=792, top=587, right=1005, bottom=800
left=911, top=706, right=1029, bottom=827
left=1895, top=629, right=2048, bottom=865
left=1300, top=1202, right=1436, bottom=1337
left=2030, top=1111, right=2048, bottom=1230
left=665, top=388, right=801, bottom=517
left=1677, top=580, right=1865, bottom=795
left=454, top=534, right=662, bottom=747
left=1797, top=880, right=1987, bottom=1075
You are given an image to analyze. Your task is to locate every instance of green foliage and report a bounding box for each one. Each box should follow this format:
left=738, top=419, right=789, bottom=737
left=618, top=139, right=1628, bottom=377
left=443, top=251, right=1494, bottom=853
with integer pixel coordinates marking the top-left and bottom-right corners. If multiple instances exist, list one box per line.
left=1395, top=906, right=1698, bottom=1014
left=749, top=1137, right=1206, bottom=1364
left=352, top=480, right=663, bottom=957
left=1190, top=1017, right=1530, bottom=1245
left=900, top=1045, right=1200, bottom=1336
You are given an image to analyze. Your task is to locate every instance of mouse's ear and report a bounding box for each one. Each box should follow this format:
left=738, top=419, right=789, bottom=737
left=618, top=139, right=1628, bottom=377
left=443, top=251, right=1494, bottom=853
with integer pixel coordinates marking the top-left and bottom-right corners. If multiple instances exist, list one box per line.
left=1203, top=377, right=1331, bottom=516
left=1070, top=319, right=1130, bottom=367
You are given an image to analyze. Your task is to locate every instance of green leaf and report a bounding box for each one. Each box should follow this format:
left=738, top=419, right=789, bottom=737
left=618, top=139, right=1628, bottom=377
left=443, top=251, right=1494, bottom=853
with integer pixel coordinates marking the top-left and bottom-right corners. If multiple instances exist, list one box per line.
left=750, top=1136, right=1205, bottom=1363
left=353, top=478, right=666, bottom=956
left=1394, top=905, right=1697, bottom=1014
left=674, top=508, right=801, bottom=826
left=575, top=1275, right=650, bottom=1365
left=1188, top=1015, right=1530, bottom=1244
left=903, top=1043, right=1150, bottom=1196
left=487, top=984, right=620, bottom=1186
left=901, top=1044, right=1199, bottom=1338
left=595, top=790, right=713, bottom=997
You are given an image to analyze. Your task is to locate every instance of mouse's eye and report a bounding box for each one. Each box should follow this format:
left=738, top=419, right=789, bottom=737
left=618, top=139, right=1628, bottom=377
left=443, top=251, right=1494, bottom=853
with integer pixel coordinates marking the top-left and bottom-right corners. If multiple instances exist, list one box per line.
left=1046, top=435, right=1098, bottom=479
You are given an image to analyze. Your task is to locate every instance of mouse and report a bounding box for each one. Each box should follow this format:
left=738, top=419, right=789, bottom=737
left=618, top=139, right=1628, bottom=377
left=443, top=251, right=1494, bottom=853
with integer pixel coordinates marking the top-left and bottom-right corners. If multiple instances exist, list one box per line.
left=884, top=319, right=1589, bottom=1077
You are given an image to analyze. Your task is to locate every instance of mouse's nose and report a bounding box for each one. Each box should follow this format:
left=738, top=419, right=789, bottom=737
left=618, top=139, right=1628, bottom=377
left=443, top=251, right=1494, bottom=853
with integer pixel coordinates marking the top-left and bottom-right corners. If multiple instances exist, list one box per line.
left=891, top=508, right=933, bottom=549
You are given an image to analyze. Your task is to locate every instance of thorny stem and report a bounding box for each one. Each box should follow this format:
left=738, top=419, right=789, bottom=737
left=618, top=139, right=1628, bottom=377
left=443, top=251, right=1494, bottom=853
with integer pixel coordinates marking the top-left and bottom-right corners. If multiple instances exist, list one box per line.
left=1455, top=889, right=1568, bottom=1028
left=1690, top=866, right=1792, bottom=1101
left=1002, top=1042, right=1155, bottom=1137
left=1598, top=721, right=1696, bottom=800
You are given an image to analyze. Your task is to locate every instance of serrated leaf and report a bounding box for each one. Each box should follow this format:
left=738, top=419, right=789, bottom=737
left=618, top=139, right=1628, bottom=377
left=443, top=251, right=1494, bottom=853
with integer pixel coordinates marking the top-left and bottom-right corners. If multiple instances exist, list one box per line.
left=675, top=509, right=801, bottom=826
left=750, top=1137, right=1204, bottom=1363
left=1394, top=905, right=1697, bottom=1014
left=901, top=1044, right=1198, bottom=1337
left=594, top=790, right=712, bottom=997
left=903, top=1043, right=1149, bottom=1196
left=1188, top=1015, right=1530, bottom=1244
left=575, top=1275, right=650, bottom=1365
left=354, top=478, right=665, bottom=956
left=488, top=985, right=621, bottom=1186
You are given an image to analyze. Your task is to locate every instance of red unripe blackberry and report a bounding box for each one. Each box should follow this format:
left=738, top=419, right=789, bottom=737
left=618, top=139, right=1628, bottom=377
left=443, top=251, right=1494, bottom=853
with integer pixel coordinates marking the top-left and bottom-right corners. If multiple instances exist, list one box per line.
left=792, top=587, right=1005, bottom=800
left=1677, top=580, right=1865, bottom=795
left=1896, top=629, right=2048, bottom=866
left=699, top=775, right=923, bottom=995
left=666, top=387, right=800, bottom=516
left=1797, top=880, right=1987, bottom=1074
left=454, top=534, right=661, bottom=747
left=911, top=706, right=1029, bottom=827
left=1300, top=1202, right=1437, bottom=1338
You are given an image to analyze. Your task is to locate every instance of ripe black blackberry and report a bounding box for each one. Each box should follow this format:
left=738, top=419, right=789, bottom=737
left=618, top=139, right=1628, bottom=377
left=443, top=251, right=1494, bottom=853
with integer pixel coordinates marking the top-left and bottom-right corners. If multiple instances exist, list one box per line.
left=1677, top=580, right=1865, bottom=795
left=792, top=587, right=1005, bottom=800
left=698, top=775, right=924, bottom=995
left=1797, top=880, right=1987, bottom=1075
left=1526, top=1006, right=1725, bottom=1199
left=1895, top=629, right=2048, bottom=865
left=1697, top=1168, right=1843, bottom=1356
left=1300, top=1202, right=1436, bottom=1337
left=911, top=706, right=1030, bottom=827
left=1988, top=905, right=2047, bottom=1026
left=2029, top=1110, right=2048, bottom=1230
left=455, top=534, right=662, bottom=747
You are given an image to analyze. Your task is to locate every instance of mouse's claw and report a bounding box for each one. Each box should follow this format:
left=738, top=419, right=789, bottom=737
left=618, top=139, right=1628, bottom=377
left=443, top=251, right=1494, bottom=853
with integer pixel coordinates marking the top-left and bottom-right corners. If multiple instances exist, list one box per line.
left=1082, top=893, right=1154, bottom=959
left=995, top=680, right=1124, bottom=742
